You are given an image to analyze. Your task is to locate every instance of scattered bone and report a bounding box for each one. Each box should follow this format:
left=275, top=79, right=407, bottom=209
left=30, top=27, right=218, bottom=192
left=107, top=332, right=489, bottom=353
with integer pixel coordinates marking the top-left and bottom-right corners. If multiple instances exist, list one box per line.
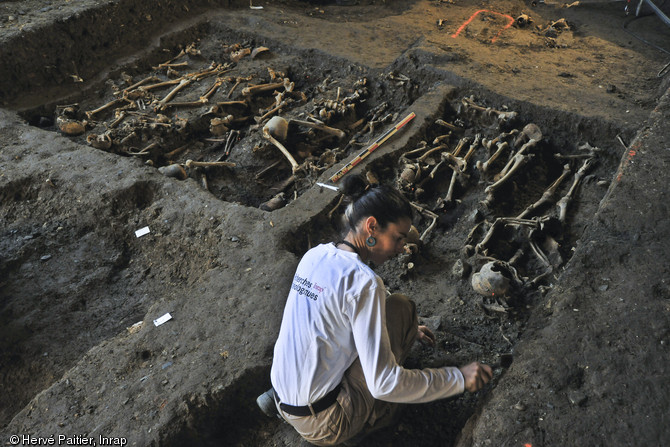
left=184, top=159, right=236, bottom=168
left=230, top=47, right=251, bottom=62
left=477, top=141, right=509, bottom=174
left=276, top=116, right=346, bottom=140
left=435, top=119, right=462, bottom=132
left=481, top=154, right=534, bottom=207
left=225, top=75, right=253, bottom=98
left=242, top=81, right=286, bottom=97
left=417, top=144, right=448, bottom=163
left=251, top=46, right=270, bottom=59
left=260, top=192, right=287, bottom=212
left=56, top=117, right=86, bottom=136
left=109, top=110, right=127, bottom=128
left=433, top=133, right=452, bottom=145
left=164, top=144, right=190, bottom=160
left=157, top=43, right=201, bottom=68
left=263, top=118, right=301, bottom=173
left=513, top=123, right=543, bottom=148
left=451, top=136, right=469, bottom=157
left=126, top=140, right=160, bottom=157
left=460, top=96, right=518, bottom=126
left=494, top=138, right=540, bottom=181
left=158, top=164, right=187, bottom=180
left=410, top=202, right=439, bottom=242
left=86, top=133, right=112, bottom=150
left=483, top=129, right=518, bottom=150
left=557, top=158, right=593, bottom=223
left=210, top=115, right=234, bottom=136
left=516, top=163, right=571, bottom=219
left=155, top=78, right=194, bottom=111
left=554, top=142, right=602, bottom=160
left=85, top=98, right=125, bottom=120
left=516, top=14, right=531, bottom=27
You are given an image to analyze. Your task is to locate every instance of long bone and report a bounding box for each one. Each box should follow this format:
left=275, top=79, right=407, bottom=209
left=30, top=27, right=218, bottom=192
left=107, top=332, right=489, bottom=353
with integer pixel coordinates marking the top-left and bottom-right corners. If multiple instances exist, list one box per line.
left=155, top=78, right=193, bottom=111
left=268, top=116, right=346, bottom=140
left=516, top=163, right=571, bottom=219
left=475, top=217, right=543, bottom=255
left=440, top=134, right=480, bottom=205
left=242, top=80, right=286, bottom=97
left=557, top=158, right=593, bottom=223
left=461, top=96, right=518, bottom=124
left=121, top=76, right=161, bottom=94
left=435, top=119, right=462, bottom=132
left=161, top=77, right=226, bottom=109
left=482, top=153, right=534, bottom=208
left=263, top=117, right=301, bottom=173
left=494, top=138, right=540, bottom=181
left=513, top=123, right=542, bottom=148
left=433, top=133, right=452, bottom=145
left=451, top=136, right=469, bottom=157
left=417, top=143, right=449, bottom=163
left=477, top=141, right=509, bottom=174
left=482, top=129, right=519, bottom=150
left=410, top=202, right=439, bottom=242
left=185, top=160, right=236, bottom=168
left=85, top=98, right=126, bottom=119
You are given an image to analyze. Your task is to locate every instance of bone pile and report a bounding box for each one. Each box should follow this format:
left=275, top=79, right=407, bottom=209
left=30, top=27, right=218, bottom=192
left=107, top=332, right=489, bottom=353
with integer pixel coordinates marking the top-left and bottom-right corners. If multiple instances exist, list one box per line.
left=394, top=96, right=600, bottom=313
left=53, top=42, right=404, bottom=209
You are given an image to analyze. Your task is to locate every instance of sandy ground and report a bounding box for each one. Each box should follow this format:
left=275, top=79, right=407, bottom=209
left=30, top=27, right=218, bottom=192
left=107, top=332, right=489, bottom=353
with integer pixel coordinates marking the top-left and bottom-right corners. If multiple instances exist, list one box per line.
left=1, top=0, right=669, bottom=445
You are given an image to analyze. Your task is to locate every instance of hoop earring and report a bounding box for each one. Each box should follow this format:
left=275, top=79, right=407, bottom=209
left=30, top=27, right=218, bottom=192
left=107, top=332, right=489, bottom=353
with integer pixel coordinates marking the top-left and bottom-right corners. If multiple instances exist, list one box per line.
left=366, top=236, right=377, bottom=247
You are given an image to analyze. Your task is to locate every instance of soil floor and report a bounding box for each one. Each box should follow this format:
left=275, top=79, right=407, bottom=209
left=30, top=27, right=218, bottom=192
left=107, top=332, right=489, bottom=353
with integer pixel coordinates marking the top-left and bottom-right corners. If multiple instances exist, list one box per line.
left=1, top=0, right=669, bottom=446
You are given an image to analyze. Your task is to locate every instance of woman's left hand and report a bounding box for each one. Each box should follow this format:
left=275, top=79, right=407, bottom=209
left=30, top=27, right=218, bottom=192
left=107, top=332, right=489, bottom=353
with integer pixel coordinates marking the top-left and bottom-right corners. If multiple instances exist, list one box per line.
left=417, top=325, right=436, bottom=346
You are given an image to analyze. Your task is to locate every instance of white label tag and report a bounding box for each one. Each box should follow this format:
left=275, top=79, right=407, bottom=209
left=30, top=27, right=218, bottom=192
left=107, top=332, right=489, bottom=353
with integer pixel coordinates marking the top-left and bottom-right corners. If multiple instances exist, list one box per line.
left=153, top=313, right=172, bottom=327
left=135, top=226, right=150, bottom=238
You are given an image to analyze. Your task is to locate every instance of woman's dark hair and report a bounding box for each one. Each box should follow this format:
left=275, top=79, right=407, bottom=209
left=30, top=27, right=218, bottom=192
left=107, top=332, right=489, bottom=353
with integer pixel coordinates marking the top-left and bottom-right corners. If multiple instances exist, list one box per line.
left=340, top=175, right=413, bottom=233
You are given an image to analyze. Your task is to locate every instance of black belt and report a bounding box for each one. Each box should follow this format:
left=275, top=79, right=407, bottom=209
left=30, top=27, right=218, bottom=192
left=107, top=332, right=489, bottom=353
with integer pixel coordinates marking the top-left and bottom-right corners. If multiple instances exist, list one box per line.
left=276, top=384, right=342, bottom=417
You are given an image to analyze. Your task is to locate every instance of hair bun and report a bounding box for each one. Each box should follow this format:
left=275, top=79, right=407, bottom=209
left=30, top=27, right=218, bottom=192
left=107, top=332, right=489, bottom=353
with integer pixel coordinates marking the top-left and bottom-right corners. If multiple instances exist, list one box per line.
left=340, top=174, right=368, bottom=200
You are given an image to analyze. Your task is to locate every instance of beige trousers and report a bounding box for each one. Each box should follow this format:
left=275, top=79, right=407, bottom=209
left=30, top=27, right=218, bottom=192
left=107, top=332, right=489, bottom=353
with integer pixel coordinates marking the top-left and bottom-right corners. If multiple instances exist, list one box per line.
left=277, top=294, right=418, bottom=446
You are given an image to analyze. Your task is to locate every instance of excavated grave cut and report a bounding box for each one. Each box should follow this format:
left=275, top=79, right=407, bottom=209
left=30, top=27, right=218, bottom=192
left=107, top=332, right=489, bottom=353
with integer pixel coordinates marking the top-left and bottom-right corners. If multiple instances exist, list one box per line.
left=239, top=91, right=625, bottom=446
left=23, top=21, right=421, bottom=212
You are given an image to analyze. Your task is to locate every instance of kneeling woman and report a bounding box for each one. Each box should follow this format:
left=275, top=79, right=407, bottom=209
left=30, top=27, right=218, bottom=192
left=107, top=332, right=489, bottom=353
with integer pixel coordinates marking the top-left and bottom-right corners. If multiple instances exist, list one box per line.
left=263, top=176, right=492, bottom=445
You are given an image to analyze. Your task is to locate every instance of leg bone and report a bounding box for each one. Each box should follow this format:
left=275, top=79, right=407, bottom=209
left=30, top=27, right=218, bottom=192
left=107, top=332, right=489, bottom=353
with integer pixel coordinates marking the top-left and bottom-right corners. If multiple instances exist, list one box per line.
left=516, top=163, right=571, bottom=219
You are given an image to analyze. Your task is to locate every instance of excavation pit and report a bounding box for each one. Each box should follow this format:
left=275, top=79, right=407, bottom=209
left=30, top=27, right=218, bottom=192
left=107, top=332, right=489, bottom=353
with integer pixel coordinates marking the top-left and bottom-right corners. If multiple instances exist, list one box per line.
left=3, top=0, right=668, bottom=446
left=22, top=21, right=421, bottom=211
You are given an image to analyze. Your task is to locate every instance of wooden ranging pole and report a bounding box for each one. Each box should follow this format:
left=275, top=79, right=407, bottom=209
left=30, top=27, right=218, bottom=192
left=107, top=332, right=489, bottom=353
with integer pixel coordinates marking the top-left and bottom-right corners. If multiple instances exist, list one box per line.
left=329, top=112, right=416, bottom=183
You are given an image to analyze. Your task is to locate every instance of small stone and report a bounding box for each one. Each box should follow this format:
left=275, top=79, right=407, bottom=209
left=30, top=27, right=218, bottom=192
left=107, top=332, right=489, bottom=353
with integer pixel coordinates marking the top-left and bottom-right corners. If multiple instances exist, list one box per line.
left=513, top=402, right=526, bottom=411
left=420, top=315, right=441, bottom=332
left=598, top=284, right=608, bottom=292
left=452, top=259, right=472, bottom=278
left=7, top=16, right=16, bottom=22
left=567, top=390, right=587, bottom=406
left=230, top=236, right=240, bottom=242
left=40, top=254, right=52, bottom=261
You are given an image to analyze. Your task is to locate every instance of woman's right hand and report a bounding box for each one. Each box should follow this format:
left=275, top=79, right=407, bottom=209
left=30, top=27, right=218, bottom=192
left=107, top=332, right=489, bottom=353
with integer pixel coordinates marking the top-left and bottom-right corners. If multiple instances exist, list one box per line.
left=459, top=362, right=493, bottom=392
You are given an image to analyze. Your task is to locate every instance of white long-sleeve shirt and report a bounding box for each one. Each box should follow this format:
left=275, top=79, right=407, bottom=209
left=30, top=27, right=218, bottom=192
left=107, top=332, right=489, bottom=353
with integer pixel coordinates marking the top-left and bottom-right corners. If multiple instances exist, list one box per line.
left=270, top=243, right=464, bottom=406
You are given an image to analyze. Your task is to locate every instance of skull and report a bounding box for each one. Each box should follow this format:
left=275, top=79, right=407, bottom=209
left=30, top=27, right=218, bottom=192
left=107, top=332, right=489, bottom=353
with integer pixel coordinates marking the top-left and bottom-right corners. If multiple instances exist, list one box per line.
left=471, top=261, right=511, bottom=297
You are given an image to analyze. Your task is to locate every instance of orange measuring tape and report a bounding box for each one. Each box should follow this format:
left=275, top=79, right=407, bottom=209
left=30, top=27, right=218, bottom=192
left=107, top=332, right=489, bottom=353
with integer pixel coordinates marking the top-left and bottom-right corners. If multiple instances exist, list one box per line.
left=330, top=112, right=416, bottom=183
